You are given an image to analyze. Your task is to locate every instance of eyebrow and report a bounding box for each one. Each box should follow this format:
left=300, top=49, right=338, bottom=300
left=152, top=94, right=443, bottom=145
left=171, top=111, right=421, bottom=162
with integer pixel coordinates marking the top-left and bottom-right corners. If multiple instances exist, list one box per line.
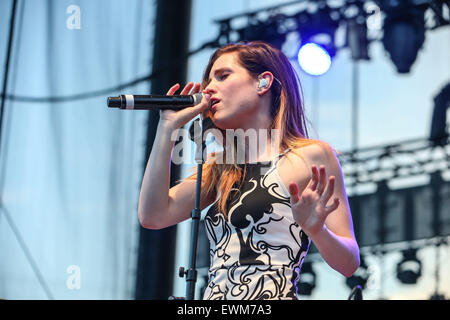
left=208, top=67, right=232, bottom=83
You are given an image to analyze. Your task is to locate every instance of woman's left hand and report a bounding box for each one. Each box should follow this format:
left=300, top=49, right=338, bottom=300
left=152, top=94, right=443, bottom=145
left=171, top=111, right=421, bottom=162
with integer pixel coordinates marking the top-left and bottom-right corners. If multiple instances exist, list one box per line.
left=289, top=165, right=340, bottom=238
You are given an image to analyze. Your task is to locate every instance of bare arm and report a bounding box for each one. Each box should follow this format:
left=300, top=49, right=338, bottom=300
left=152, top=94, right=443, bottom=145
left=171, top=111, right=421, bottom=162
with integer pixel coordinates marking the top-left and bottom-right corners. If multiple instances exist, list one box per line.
left=138, top=120, right=176, bottom=229
left=289, top=144, right=360, bottom=277
left=138, top=83, right=212, bottom=229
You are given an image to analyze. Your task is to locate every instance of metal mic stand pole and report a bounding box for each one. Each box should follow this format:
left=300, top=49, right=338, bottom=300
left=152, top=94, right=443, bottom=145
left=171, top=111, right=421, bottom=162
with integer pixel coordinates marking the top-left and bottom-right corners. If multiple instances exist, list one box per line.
left=169, top=118, right=205, bottom=300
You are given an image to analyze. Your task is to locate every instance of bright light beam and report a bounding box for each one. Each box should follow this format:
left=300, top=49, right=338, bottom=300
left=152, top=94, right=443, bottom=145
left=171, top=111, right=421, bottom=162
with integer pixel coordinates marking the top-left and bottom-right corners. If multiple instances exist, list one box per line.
left=297, top=43, right=332, bottom=76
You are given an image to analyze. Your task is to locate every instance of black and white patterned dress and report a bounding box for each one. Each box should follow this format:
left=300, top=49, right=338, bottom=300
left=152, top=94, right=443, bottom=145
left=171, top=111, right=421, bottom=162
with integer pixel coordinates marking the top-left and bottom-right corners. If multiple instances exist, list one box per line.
left=203, top=148, right=311, bottom=300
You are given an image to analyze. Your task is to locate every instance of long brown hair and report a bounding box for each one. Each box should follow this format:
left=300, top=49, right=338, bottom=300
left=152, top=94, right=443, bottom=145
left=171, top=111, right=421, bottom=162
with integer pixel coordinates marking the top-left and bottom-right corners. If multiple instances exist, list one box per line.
left=184, top=41, right=329, bottom=216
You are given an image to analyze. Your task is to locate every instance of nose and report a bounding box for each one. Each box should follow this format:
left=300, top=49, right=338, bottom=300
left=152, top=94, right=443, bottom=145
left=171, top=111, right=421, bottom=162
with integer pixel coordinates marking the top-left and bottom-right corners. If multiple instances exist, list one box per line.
left=203, top=83, right=217, bottom=95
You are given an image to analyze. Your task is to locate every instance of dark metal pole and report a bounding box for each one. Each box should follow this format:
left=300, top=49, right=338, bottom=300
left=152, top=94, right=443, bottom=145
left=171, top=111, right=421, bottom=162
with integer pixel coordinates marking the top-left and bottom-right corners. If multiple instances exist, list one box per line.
left=185, top=162, right=203, bottom=299
left=135, top=0, right=192, bottom=300
left=184, top=121, right=206, bottom=300
left=376, top=180, right=388, bottom=300
left=351, top=61, right=359, bottom=153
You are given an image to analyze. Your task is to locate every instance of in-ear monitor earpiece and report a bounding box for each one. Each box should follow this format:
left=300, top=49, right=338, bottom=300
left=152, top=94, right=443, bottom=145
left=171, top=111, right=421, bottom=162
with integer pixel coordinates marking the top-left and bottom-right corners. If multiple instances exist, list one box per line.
left=258, top=78, right=268, bottom=89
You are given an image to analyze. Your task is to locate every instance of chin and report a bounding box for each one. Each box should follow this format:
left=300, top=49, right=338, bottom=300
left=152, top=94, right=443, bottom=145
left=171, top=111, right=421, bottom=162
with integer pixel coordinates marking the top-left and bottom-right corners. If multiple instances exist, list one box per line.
left=211, top=110, right=246, bottom=130
left=211, top=117, right=241, bottom=130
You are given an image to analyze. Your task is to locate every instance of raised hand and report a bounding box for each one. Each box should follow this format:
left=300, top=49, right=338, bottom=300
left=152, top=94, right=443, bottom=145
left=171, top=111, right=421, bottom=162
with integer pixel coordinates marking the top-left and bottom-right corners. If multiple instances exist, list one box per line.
left=160, top=82, right=210, bottom=129
left=288, top=165, right=340, bottom=238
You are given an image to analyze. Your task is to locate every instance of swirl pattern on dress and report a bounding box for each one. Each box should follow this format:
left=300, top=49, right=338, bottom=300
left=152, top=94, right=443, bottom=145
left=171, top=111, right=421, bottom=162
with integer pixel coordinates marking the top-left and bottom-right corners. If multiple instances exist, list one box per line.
left=203, top=149, right=311, bottom=300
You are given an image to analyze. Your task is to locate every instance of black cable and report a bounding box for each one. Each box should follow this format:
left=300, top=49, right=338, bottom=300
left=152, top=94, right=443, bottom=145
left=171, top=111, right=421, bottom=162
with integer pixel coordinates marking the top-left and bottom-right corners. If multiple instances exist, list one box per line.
left=2, top=0, right=448, bottom=105
left=0, top=0, right=18, bottom=155
left=0, top=2, right=216, bottom=301
left=2, top=73, right=153, bottom=103
left=0, top=41, right=218, bottom=104
left=0, top=0, right=54, bottom=300
left=0, top=0, right=25, bottom=206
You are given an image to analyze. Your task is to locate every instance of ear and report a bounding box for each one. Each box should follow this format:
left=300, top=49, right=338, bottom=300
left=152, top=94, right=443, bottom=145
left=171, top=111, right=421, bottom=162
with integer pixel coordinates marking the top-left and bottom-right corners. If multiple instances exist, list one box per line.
left=256, top=71, right=274, bottom=96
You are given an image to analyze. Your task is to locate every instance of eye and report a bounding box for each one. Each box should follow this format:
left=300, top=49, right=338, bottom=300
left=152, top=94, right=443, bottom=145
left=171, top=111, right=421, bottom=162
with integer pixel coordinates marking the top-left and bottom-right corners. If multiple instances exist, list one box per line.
left=217, top=73, right=229, bottom=81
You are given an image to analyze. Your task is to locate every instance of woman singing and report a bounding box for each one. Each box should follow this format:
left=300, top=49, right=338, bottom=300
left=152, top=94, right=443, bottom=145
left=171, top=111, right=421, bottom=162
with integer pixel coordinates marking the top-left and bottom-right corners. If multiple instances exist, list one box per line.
left=138, top=41, right=360, bottom=300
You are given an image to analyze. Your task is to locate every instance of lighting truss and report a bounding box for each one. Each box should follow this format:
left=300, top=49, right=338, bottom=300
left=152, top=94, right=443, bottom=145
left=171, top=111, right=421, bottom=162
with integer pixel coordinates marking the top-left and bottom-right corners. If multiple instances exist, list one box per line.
left=203, top=0, right=449, bottom=63
left=338, top=135, right=450, bottom=192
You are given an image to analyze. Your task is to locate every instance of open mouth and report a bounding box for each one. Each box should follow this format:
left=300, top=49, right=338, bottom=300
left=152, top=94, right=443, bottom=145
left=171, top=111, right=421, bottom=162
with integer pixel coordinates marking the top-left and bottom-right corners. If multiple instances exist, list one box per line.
left=209, top=98, right=221, bottom=110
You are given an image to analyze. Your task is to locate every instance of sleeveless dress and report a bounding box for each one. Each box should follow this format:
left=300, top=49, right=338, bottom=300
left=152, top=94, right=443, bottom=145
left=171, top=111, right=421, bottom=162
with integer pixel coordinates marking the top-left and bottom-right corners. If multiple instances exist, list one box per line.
left=202, top=148, right=311, bottom=300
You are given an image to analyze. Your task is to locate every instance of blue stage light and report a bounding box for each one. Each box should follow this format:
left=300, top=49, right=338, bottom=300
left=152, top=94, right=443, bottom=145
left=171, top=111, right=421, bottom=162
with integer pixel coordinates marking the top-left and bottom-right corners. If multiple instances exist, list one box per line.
left=297, top=42, right=332, bottom=76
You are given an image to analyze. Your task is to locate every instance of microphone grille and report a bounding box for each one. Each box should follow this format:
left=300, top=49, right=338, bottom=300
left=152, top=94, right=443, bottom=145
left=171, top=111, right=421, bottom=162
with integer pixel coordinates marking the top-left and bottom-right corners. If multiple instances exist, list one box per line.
left=192, top=93, right=204, bottom=105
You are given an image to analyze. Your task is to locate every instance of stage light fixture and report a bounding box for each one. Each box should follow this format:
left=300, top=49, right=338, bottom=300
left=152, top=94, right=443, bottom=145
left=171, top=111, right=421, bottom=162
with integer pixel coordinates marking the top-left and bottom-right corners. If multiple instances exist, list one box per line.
left=346, top=17, right=370, bottom=61
left=381, top=2, right=427, bottom=73
left=429, top=82, right=450, bottom=145
left=296, top=4, right=339, bottom=76
left=236, top=14, right=287, bottom=51
left=396, top=248, right=422, bottom=284
left=297, top=43, right=332, bottom=76
left=298, top=261, right=316, bottom=296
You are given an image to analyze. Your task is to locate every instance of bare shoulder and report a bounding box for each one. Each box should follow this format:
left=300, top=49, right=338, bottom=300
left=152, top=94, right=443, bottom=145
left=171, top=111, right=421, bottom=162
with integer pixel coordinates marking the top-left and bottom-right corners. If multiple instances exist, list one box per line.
left=277, top=141, right=332, bottom=187
left=278, top=140, right=342, bottom=184
left=273, top=140, right=344, bottom=198
left=284, top=140, right=336, bottom=167
left=291, top=141, right=339, bottom=167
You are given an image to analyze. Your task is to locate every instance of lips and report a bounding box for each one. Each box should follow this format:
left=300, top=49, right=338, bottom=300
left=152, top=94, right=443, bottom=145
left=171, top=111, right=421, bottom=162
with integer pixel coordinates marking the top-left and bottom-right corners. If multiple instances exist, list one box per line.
left=209, top=98, right=221, bottom=111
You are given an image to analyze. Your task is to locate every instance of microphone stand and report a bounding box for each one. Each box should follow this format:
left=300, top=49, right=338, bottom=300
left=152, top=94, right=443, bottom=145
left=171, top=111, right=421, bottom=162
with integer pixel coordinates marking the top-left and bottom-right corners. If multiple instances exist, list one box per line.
left=169, top=117, right=208, bottom=300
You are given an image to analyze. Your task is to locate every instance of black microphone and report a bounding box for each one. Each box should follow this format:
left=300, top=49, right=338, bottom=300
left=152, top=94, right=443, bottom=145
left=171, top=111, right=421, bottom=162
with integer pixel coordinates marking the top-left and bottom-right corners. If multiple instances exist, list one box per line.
left=107, top=93, right=204, bottom=110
